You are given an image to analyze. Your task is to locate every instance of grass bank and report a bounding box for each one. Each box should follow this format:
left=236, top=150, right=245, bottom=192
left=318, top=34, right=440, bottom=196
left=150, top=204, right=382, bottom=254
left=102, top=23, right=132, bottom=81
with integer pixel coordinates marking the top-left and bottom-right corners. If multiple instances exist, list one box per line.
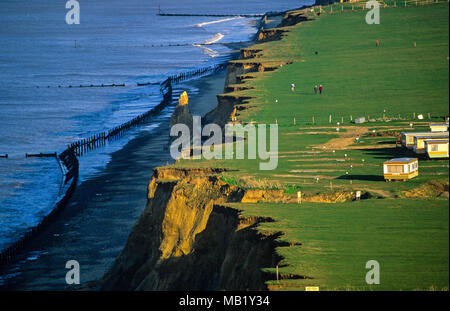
left=161, top=1, right=450, bottom=290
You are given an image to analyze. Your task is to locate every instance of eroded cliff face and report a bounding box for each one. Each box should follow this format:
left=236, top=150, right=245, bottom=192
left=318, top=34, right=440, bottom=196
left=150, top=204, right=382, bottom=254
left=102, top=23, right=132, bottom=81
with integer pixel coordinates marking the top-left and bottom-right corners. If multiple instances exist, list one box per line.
left=101, top=9, right=311, bottom=291
left=101, top=169, right=280, bottom=290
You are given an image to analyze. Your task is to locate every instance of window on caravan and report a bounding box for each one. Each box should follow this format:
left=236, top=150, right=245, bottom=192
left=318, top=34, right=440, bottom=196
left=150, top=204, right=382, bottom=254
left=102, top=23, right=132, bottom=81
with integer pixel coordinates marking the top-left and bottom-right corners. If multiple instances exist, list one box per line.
left=431, top=144, right=438, bottom=152
left=387, top=165, right=403, bottom=173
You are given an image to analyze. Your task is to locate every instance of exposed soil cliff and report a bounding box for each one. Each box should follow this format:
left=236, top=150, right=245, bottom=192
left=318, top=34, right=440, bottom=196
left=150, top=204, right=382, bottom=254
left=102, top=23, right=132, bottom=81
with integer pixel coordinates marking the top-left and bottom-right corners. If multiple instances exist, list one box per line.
left=101, top=169, right=281, bottom=290
left=102, top=9, right=311, bottom=291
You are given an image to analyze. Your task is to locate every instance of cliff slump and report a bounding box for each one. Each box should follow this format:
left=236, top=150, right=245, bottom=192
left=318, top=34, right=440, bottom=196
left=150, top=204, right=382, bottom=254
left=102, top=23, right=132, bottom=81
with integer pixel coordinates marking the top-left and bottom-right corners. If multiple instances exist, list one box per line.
left=102, top=9, right=312, bottom=291
left=257, top=28, right=287, bottom=43
left=203, top=95, right=253, bottom=128
left=240, top=49, right=263, bottom=59
left=101, top=169, right=281, bottom=290
left=278, top=11, right=309, bottom=27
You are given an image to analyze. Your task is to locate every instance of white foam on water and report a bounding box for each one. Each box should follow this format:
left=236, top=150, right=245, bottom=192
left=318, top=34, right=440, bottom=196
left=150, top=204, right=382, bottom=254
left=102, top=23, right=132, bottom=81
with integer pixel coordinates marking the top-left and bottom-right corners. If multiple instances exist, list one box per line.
left=194, top=17, right=243, bottom=28
left=204, top=33, right=225, bottom=45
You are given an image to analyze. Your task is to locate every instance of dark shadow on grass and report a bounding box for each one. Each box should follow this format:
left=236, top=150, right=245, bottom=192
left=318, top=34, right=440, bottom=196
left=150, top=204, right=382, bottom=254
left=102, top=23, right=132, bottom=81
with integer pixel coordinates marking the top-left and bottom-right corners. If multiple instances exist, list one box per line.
left=337, top=174, right=385, bottom=182
left=356, top=147, right=420, bottom=160
left=376, top=140, right=396, bottom=144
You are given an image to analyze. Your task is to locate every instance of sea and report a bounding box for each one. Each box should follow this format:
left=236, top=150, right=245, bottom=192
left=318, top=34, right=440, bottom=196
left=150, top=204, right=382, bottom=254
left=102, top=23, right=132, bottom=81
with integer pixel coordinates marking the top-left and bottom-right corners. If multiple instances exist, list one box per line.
left=0, top=0, right=312, bottom=289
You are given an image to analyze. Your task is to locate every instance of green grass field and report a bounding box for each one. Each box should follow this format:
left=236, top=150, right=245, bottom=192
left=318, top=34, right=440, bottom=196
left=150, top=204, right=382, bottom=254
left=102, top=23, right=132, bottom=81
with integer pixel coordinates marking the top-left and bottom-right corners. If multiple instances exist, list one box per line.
left=171, top=2, right=449, bottom=290
left=238, top=2, right=449, bottom=124
left=234, top=199, right=449, bottom=291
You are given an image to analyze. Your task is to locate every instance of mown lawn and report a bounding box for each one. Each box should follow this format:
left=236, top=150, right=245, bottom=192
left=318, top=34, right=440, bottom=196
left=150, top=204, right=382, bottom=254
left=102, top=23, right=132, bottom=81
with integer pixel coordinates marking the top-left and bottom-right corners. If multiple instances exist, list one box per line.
left=171, top=3, right=449, bottom=290
left=233, top=198, right=449, bottom=291
left=238, top=3, right=449, bottom=125
left=174, top=3, right=449, bottom=193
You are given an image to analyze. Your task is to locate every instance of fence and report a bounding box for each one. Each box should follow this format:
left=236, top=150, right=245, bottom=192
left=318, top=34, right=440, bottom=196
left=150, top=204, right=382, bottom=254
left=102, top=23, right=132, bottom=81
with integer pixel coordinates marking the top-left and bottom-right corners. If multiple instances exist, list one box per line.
left=67, top=78, right=173, bottom=156
left=0, top=78, right=173, bottom=266
left=309, top=0, right=448, bottom=14
left=139, top=63, right=228, bottom=87
left=0, top=58, right=234, bottom=265
left=257, top=112, right=446, bottom=127
left=36, top=63, right=227, bottom=89
left=37, top=83, right=126, bottom=89
left=0, top=149, right=78, bottom=266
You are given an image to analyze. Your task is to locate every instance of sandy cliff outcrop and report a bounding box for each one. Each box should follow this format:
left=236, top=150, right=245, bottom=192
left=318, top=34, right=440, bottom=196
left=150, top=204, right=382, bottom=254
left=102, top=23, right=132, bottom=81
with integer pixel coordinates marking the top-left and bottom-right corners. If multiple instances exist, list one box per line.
left=101, top=9, right=312, bottom=291
left=101, top=169, right=280, bottom=290
left=169, top=91, right=193, bottom=135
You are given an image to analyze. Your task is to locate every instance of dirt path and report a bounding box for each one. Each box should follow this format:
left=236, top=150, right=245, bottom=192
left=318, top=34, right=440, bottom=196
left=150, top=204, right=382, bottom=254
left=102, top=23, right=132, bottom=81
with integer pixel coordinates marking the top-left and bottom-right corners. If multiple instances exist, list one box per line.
left=365, top=188, right=396, bottom=199
left=311, top=126, right=370, bottom=150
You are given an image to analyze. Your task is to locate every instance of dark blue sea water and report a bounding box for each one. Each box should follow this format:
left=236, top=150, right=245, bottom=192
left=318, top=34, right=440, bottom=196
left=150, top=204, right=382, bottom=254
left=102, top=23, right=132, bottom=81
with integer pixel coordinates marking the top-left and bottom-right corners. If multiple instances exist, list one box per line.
left=0, top=0, right=312, bottom=277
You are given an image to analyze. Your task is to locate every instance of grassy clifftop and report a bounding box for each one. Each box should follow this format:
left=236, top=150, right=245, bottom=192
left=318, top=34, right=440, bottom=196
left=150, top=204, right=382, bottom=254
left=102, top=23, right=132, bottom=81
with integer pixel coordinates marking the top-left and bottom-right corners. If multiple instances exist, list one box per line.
left=108, top=2, right=449, bottom=291
left=172, top=2, right=449, bottom=290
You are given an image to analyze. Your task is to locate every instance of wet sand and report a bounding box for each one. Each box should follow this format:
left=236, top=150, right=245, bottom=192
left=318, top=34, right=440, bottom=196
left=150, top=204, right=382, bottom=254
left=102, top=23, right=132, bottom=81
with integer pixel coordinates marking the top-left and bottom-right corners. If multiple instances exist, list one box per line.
left=0, top=71, right=227, bottom=290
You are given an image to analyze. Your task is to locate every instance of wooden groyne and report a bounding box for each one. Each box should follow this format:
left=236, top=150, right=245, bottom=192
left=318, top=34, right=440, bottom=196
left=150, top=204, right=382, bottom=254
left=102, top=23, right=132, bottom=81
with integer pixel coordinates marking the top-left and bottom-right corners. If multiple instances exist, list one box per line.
left=25, top=152, right=57, bottom=158
left=0, top=58, right=231, bottom=265
left=68, top=78, right=173, bottom=156
left=0, top=79, right=173, bottom=267
left=138, top=63, right=227, bottom=87
left=0, top=148, right=78, bottom=266
left=37, top=59, right=229, bottom=89
left=158, top=13, right=265, bottom=17
left=151, top=41, right=247, bottom=48
left=168, top=64, right=227, bottom=84
left=38, top=83, right=126, bottom=89
left=157, top=11, right=282, bottom=18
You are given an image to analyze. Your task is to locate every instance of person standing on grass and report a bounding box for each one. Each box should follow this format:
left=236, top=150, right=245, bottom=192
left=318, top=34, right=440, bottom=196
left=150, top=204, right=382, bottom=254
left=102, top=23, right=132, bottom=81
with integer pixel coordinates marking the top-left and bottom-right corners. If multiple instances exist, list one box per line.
left=319, top=84, right=323, bottom=94
left=291, top=83, right=295, bottom=91
left=376, top=40, right=379, bottom=47
left=314, top=85, right=318, bottom=94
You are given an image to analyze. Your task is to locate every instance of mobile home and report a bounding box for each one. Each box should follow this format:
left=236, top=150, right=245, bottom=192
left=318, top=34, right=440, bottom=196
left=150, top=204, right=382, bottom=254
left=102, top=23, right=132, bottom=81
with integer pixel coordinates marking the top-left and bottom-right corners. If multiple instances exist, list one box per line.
left=401, top=131, right=449, bottom=148
left=429, top=123, right=449, bottom=132
left=413, top=135, right=449, bottom=154
left=424, top=139, right=449, bottom=159
left=383, top=158, right=418, bottom=181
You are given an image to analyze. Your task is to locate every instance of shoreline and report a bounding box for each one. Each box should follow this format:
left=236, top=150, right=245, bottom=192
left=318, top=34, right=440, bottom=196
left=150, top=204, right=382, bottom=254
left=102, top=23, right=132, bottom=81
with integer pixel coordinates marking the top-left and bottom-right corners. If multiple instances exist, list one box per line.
left=99, top=1, right=448, bottom=291
left=0, top=69, right=230, bottom=290
left=0, top=5, right=311, bottom=290
left=98, top=9, right=306, bottom=291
